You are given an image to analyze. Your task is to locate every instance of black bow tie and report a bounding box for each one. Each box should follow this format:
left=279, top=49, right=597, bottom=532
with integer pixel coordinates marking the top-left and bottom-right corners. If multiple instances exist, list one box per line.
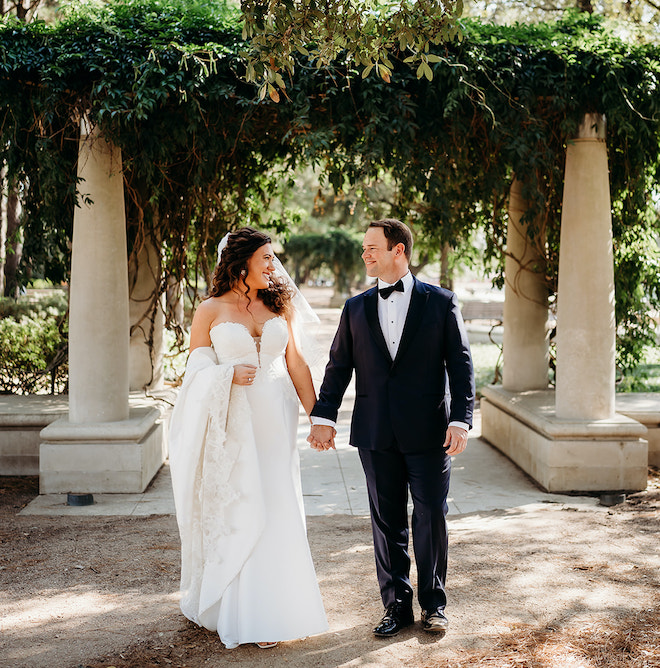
left=379, top=279, right=405, bottom=299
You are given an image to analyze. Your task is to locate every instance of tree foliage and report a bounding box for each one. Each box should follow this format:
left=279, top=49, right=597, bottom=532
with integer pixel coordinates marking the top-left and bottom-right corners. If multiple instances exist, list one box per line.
left=0, top=1, right=659, bottom=370
left=240, top=0, right=465, bottom=100
left=284, top=229, right=364, bottom=296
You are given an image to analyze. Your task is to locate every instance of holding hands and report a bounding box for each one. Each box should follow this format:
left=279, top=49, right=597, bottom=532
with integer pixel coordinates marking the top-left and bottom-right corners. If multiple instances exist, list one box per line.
left=308, top=425, right=468, bottom=454
left=307, top=424, right=336, bottom=451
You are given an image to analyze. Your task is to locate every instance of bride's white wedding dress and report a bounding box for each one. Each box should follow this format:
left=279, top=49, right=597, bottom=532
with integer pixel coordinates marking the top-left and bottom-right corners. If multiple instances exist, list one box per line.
left=169, top=316, right=328, bottom=649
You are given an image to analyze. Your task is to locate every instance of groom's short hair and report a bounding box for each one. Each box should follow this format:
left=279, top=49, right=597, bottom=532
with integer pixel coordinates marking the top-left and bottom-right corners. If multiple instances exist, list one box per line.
left=369, top=219, right=413, bottom=262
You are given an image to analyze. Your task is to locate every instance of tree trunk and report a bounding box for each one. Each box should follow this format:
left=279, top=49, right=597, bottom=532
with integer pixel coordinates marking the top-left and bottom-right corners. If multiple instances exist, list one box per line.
left=0, top=165, right=7, bottom=296
left=4, top=177, right=23, bottom=299
left=16, top=1, right=29, bottom=20
left=1, top=2, right=39, bottom=298
left=329, top=262, right=351, bottom=307
left=576, top=0, right=594, bottom=12
left=439, top=243, right=453, bottom=291
left=410, top=251, right=429, bottom=277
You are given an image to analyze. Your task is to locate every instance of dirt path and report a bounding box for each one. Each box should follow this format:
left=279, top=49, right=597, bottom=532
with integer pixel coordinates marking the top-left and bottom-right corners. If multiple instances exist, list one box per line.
left=1, top=472, right=659, bottom=668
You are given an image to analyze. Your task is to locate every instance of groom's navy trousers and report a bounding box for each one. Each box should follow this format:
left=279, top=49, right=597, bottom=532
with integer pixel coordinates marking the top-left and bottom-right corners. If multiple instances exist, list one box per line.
left=359, top=447, right=451, bottom=610
left=312, top=276, right=474, bottom=611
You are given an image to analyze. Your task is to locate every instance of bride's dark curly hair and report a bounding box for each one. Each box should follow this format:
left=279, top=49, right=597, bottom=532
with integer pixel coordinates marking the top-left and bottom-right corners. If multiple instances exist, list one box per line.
left=209, top=227, right=293, bottom=316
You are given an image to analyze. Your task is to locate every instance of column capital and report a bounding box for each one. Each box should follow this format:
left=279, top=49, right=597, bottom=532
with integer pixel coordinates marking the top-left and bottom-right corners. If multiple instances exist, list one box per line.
left=78, top=113, right=95, bottom=138
left=573, top=113, right=607, bottom=141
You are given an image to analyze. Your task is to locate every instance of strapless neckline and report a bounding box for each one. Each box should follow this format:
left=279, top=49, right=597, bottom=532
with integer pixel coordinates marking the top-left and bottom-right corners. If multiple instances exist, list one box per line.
left=209, top=317, right=283, bottom=340
left=209, top=317, right=289, bottom=366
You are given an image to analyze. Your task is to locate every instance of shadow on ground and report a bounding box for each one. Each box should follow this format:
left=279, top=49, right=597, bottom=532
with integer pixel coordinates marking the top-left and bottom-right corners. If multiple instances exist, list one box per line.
left=1, top=474, right=659, bottom=668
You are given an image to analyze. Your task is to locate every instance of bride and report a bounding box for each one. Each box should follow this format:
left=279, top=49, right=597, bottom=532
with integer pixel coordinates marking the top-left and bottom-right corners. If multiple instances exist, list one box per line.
left=169, top=227, right=329, bottom=649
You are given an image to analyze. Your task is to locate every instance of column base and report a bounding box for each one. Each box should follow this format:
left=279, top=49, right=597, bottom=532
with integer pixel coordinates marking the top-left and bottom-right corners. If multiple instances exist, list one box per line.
left=39, top=406, right=166, bottom=494
left=480, top=386, right=648, bottom=493
left=0, top=395, right=68, bottom=475
left=615, top=393, right=660, bottom=468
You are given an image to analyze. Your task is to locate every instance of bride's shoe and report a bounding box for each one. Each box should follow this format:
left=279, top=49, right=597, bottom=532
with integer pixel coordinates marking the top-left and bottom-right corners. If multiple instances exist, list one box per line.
left=256, top=642, right=278, bottom=649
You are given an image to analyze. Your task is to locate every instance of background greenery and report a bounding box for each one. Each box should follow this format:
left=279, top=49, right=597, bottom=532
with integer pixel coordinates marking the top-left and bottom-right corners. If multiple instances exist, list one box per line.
left=3, top=289, right=658, bottom=396
left=0, top=0, right=659, bottom=392
left=0, top=292, right=68, bottom=394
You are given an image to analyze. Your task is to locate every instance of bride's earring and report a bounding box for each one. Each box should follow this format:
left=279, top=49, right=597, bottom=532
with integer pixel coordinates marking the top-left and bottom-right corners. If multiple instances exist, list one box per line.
left=241, top=269, right=246, bottom=276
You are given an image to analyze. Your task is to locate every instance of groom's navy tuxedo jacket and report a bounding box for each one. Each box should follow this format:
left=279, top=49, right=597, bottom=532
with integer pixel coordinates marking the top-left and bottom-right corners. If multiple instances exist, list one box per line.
left=312, top=275, right=475, bottom=453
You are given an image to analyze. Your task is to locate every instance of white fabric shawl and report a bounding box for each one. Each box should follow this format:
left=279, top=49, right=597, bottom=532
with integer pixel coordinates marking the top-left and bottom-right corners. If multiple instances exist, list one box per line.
left=169, top=347, right=265, bottom=624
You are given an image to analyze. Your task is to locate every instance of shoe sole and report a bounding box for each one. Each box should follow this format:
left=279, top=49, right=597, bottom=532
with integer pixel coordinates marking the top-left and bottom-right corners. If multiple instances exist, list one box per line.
left=421, top=624, right=447, bottom=637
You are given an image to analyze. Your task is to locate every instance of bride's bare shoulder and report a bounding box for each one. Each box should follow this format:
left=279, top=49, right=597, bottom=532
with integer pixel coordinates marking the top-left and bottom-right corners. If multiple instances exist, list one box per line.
left=200, top=293, right=235, bottom=306
left=192, top=295, right=226, bottom=320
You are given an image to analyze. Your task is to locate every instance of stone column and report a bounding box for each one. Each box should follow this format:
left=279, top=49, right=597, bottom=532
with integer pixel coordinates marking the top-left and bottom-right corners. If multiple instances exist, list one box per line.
left=68, top=120, right=129, bottom=423
left=502, top=178, right=549, bottom=391
left=555, top=113, right=616, bottom=420
left=481, top=114, right=647, bottom=493
left=40, top=119, right=166, bottom=494
left=129, top=238, right=165, bottom=391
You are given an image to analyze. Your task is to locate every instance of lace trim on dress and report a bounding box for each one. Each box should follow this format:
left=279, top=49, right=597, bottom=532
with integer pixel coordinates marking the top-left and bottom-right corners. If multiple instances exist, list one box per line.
left=177, top=360, right=265, bottom=627
left=202, top=375, right=241, bottom=539
left=177, top=362, right=256, bottom=622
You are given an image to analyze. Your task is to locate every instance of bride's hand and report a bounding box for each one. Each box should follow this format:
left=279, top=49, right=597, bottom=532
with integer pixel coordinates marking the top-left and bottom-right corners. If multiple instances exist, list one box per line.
left=233, top=364, right=258, bottom=386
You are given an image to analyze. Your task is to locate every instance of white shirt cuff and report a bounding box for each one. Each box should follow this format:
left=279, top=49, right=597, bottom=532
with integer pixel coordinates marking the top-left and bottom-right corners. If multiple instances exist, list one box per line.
left=448, top=421, right=469, bottom=432
left=311, top=416, right=337, bottom=428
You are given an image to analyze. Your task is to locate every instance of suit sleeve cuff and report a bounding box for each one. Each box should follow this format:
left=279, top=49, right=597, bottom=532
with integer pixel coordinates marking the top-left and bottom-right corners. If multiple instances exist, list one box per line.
left=311, top=416, right=337, bottom=428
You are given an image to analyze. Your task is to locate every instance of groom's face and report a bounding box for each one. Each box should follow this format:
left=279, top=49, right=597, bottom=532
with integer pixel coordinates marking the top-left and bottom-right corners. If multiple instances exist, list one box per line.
left=362, top=227, right=396, bottom=279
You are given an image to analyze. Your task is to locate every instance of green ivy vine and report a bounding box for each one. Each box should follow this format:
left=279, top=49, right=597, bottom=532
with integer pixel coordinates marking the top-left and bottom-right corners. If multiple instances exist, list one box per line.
left=1, top=0, right=659, bottom=371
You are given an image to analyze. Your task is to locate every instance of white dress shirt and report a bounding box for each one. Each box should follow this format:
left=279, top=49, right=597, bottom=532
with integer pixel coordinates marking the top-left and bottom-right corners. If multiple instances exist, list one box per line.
left=377, top=272, right=414, bottom=360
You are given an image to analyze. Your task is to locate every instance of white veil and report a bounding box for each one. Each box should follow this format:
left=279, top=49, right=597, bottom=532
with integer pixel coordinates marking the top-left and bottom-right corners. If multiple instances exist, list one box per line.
left=216, top=233, right=324, bottom=377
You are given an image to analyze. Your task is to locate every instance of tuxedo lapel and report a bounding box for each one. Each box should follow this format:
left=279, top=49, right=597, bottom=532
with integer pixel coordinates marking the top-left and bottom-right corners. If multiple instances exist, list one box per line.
left=392, top=277, right=427, bottom=369
left=364, top=287, right=392, bottom=362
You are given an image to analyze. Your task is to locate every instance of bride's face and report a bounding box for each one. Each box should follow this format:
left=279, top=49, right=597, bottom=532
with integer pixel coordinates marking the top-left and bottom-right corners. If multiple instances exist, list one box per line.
left=245, top=243, right=276, bottom=291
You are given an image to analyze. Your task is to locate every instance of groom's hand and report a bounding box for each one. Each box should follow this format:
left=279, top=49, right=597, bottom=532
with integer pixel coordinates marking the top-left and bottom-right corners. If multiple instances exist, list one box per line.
left=443, top=425, right=468, bottom=456
left=307, top=424, right=336, bottom=451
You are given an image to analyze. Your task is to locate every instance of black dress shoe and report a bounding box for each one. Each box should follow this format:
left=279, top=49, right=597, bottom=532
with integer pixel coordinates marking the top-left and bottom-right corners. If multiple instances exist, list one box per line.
left=373, top=602, right=414, bottom=637
left=421, top=608, right=449, bottom=635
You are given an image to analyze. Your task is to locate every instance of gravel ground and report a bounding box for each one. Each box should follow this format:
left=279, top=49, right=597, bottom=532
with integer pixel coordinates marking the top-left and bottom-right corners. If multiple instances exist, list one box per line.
left=1, top=470, right=659, bottom=668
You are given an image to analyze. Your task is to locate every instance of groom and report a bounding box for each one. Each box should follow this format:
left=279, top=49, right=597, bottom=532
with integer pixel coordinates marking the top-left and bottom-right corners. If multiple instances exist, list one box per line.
left=308, top=219, right=474, bottom=638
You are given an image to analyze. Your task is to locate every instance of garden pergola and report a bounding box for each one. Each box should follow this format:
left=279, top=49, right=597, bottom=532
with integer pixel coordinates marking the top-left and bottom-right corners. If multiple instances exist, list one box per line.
left=1, top=5, right=659, bottom=493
